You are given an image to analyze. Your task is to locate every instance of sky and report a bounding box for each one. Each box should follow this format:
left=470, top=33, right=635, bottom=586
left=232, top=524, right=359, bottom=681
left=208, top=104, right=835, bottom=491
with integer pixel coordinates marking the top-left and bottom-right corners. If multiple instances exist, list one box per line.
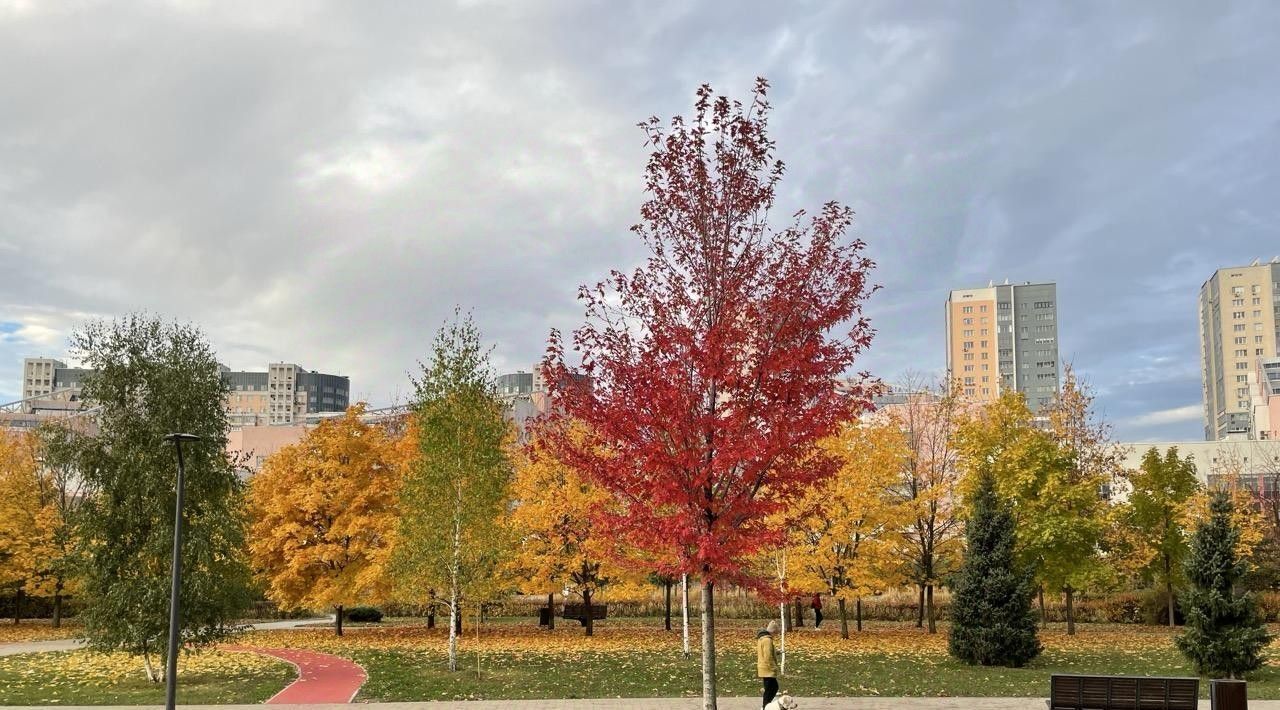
left=1, top=1, right=1278, bottom=442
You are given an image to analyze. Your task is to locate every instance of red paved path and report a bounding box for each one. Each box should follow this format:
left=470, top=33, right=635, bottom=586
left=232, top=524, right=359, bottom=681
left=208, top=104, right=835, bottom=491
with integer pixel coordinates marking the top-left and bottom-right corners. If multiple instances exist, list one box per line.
left=223, top=645, right=366, bottom=704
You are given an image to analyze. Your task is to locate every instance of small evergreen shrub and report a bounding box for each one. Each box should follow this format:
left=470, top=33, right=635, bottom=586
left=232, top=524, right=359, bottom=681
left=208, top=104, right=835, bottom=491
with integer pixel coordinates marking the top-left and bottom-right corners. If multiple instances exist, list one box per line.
left=345, top=606, right=384, bottom=623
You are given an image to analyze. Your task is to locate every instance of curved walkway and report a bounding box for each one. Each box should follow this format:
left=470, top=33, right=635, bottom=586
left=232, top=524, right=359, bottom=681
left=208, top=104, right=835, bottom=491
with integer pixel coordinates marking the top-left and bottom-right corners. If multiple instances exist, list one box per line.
left=222, top=645, right=366, bottom=704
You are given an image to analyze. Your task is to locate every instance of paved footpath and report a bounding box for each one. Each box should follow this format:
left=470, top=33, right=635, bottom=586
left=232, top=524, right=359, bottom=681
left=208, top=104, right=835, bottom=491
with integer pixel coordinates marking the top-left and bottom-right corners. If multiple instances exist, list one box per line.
left=6, top=699, right=1280, bottom=709
left=0, top=616, right=329, bottom=657
left=222, top=645, right=366, bottom=704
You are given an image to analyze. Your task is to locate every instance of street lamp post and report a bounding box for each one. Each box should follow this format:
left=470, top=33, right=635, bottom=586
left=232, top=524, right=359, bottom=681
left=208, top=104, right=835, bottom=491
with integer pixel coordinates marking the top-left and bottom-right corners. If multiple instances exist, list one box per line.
left=163, top=433, right=201, bottom=710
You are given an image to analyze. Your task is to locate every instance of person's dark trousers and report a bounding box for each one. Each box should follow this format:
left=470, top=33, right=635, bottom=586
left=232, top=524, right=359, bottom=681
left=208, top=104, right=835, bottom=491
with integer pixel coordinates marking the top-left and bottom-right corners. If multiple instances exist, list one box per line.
left=762, top=676, right=779, bottom=707
left=814, top=607, right=823, bottom=628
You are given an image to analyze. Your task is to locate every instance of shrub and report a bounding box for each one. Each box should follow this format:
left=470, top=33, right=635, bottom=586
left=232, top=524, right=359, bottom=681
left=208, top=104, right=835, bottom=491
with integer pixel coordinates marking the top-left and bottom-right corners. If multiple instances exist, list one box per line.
left=344, top=606, right=383, bottom=623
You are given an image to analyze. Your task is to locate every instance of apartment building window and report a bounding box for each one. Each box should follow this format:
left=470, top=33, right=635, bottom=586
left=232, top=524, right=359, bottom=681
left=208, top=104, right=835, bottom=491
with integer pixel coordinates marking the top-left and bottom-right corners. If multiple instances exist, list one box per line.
left=1253, top=284, right=1261, bottom=295
left=965, top=388, right=975, bottom=396
left=980, top=340, right=989, bottom=348
left=1256, top=336, right=1265, bottom=343
left=1235, top=324, right=1246, bottom=332
left=1234, top=298, right=1245, bottom=306
left=1233, top=286, right=1245, bottom=296
left=1236, top=337, right=1248, bottom=344
left=1238, top=375, right=1249, bottom=382
left=1236, top=349, right=1249, bottom=357
left=979, top=305, right=988, bottom=312
left=1035, top=313, right=1054, bottom=321
left=1034, top=301, right=1054, bottom=308
left=1259, top=349, right=1266, bottom=356
left=999, top=302, right=1010, bottom=310
left=963, top=329, right=974, bottom=337
left=1000, top=348, right=1012, bottom=357
left=1035, top=325, right=1053, bottom=333
left=964, top=365, right=974, bottom=372
left=1233, top=311, right=1245, bottom=319
left=981, top=352, right=989, bottom=360
left=982, top=388, right=991, bottom=395
left=963, top=353, right=974, bottom=361
left=1237, top=362, right=1249, bottom=370
left=963, top=341, right=973, bottom=349
left=1254, top=298, right=1262, bottom=305
left=962, top=306, right=973, bottom=313
left=1254, top=310, right=1263, bottom=318
left=981, top=329, right=989, bottom=336
left=981, top=364, right=989, bottom=371
left=964, top=377, right=974, bottom=385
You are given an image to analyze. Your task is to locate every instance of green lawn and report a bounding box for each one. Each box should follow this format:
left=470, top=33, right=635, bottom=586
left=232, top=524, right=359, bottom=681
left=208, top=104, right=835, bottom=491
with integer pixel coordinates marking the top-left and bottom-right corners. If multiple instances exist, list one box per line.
left=0, top=650, right=295, bottom=706
left=351, top=645, right=1280, bottom=701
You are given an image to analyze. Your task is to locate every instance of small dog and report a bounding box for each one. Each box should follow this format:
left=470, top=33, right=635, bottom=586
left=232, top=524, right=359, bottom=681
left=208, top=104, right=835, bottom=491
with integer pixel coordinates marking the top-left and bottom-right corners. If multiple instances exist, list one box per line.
left=765, top=694, right=798, bottom=710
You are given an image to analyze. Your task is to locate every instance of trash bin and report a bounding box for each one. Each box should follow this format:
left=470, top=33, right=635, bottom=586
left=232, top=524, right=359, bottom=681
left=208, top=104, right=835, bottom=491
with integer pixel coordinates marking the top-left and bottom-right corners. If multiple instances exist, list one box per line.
left=538, top=606, right=551, bottom=627
left=1211, top=679, right=1247, bottom=710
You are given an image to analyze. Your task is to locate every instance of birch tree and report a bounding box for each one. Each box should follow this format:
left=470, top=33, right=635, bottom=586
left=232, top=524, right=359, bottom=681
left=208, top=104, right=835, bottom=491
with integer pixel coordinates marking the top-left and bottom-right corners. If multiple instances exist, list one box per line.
left=394, top=311, right=513, bottom=671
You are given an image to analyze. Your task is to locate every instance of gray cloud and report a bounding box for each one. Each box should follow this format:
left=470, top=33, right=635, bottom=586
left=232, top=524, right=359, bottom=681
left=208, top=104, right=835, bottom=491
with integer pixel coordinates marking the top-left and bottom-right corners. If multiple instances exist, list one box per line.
left=2, top=1, right=1278, bottom=441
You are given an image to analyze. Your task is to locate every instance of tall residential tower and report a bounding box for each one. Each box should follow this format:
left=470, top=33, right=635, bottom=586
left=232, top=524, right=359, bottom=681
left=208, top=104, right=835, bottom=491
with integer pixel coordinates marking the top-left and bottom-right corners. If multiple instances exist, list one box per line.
left=1199, top=259, right=1280, bottom=440
left=946, top=281, right=1060, bottom=412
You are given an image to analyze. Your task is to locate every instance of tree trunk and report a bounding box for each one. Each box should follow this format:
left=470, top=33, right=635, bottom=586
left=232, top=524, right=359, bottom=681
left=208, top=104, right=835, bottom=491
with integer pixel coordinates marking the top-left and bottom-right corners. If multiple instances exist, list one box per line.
left=838, top=597, right=849, bottom=639
left=454, top=607, right=463, bottom=635
left=12, top=588, right=22, bottom=625
left=701, top=578, right=717, bottom=710
left=142, top=639, right=159, bottom=683
left=547, top=592, right=555, bottom=631
left=916, top=585, right=925, bottom=628
left=448, top=600, right=459, bottom=672
left=1038, top=586, right=1046, bottom=625
left=664, top=581, right=672, bottom=632
left=794, top=598, right=804, bottom=628
left=681, top=574, right=690, bottom=658
left=427, top=606, right=435, bottom=629
left=926, top=584, right=936, bottom=634
left=1065, top=586, right=1076, bottom=636
left=778, top=602, right=786, bottom=676
left=335, top=605, right=344, bottom=637
left=856, top=597, right=863, bottom=632
left=1166, top=578, right=1175, bottom=628
left=584, top=590, right=594, bottom=637
left=52, top=586, right=63, bottom=629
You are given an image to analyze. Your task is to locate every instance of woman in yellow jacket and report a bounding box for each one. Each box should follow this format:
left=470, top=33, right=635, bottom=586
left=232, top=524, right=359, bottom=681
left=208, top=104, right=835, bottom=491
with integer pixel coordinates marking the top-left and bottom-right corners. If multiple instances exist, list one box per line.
left=756, top=620, right=780, bottom=707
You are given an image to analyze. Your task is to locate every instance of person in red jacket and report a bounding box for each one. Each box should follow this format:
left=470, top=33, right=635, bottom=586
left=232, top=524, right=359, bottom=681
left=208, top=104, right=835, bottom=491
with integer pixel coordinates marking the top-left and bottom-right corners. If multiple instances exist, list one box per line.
left=811, top=593, right=823, bottom=629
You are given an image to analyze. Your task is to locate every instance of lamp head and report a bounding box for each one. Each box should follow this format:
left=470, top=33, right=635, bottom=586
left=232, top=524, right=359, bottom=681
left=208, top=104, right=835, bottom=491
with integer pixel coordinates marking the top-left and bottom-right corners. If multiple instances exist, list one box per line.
left=163, top=433, right=202, bottom=443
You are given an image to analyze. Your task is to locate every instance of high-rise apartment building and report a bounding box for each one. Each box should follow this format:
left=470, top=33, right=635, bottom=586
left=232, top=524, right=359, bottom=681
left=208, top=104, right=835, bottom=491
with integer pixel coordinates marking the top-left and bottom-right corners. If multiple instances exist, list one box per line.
left=18, top=357, right=349, bottom=426
left=1199, top=259, right=1280, bottom=440
left=945, top=281, right=1060, bottom=411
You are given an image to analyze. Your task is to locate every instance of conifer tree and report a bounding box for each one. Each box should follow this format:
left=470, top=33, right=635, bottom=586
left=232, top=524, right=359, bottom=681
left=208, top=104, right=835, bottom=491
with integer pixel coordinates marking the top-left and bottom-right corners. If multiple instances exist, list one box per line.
left=1176, top=491, right=1272, bottom=679
left=948, top=473, right=1041, bottom=667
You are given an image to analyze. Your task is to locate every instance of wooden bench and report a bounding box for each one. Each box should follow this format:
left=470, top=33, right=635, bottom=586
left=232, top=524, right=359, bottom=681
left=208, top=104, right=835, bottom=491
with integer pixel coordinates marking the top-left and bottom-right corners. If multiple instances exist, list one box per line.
left=1049, top=674, right=1198, bottom=710
left=561, top=603, right=607, bottom=626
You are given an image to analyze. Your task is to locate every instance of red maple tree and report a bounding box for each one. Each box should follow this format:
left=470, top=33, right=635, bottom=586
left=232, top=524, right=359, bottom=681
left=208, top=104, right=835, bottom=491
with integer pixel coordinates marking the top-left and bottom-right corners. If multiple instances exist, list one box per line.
left=541, top=78, right=877, bottom=707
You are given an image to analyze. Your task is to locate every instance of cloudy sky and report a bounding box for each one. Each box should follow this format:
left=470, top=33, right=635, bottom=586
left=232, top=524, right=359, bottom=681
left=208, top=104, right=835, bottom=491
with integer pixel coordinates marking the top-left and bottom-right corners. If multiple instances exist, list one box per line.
left=2, top=1, right=1277, bottom=441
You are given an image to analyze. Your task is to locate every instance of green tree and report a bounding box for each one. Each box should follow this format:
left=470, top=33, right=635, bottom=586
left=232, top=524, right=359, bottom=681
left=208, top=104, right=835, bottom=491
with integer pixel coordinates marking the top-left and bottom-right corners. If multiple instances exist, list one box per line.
left=956, top=391, right=1103, bottom=634
left=1127, top=446, right=1201, bottom=627
left=948, top=472, right=1041, bottom=667
left=68, top=315, right=251, bottom=681
left=1176, top=491, right=1272, bottom=678
left=392, top=310, right=513, bottom=671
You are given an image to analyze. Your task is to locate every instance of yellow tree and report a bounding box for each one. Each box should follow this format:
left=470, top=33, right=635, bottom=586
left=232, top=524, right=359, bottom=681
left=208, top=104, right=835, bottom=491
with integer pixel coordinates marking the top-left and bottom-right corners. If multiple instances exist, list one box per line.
left=505, top=434, right=618, bottom=636
left=0, top=430, right=40, bottom=621
left=797, top=420, right=910, bottom=638
left=247, top=404, right=401, bottom=635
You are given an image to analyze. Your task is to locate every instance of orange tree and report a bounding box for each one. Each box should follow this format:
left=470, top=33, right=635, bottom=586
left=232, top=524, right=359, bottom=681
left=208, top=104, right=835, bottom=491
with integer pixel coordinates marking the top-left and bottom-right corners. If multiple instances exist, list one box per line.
left=541, top=78, right=877, bottom=709
left=247, top=404, right=401, bottom=635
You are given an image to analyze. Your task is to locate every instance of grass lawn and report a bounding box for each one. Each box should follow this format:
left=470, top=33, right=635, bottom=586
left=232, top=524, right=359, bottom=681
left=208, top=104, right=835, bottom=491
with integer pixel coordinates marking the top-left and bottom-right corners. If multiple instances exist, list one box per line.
left=241, top=618, right=1280, bottom=701
left=0, top=649, right=294, bottom=705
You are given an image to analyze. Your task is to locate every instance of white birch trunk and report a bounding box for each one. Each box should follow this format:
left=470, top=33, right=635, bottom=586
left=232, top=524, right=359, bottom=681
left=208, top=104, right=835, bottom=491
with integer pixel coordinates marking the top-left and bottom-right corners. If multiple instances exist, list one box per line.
left=681, top=573, right=690, bottom=658
left=448, top=483, right=462, bottom=672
